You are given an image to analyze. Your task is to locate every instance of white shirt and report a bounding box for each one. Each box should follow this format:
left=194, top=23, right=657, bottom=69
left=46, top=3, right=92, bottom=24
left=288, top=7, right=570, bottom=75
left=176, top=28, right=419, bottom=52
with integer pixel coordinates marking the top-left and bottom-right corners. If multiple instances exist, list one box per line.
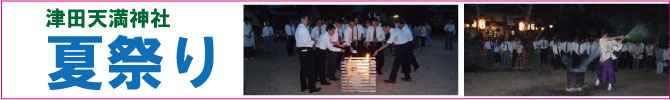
left=295, top=24, right=314, bottom=48
left=262, top=26, right=274, bottom=37
left=570, top=42, right=580, bottom=54
left=559, top=42, right=568, bottom=53
left=316, top=32, right=329, bottom=50
left=327, top=32, right=343, bottom=52
left=533, top=41, right=540, bottom=50
left=402, top=26, right=414, bottom=41
left=590, top=41, right=600, bottom=55
left=420, top=26, right=428, bottom=37
left=244, top=24, right=255, bottom=47
left=509, top=41, right=517, bottom=52
left=320, top=24, right=327, bottom=34
left=633, top=43, right=645, bottom=57
left=365, top=26, right=385, bottom=42
left=663, top=48, right=669, bottom=60
left=540, top=39, right=549, bottom=49
left=516, top=42, right=523, bottom=54
left=623, top=42, right=634, bottom=52
left=501, top=41, right=509, bottom=52
left=645, top=44, right=655, bottom=56
left=578, top=42, right=589, bottom=55
left=484, top=41, right=492, bottom=50
left=354, top=24, right=366, bottom=41
left=285, top=24, right=295, bottom=36
left=443, top=23, right=455, bottom=34
left=311, top=26, right=323, bottom=39
left=386, top=28, right=410, bottom=45
left=343, top=27, right=353, bottom=46
left=599, top=38, right=623, bottom=62
left=551, top=42, right=560, bottom=55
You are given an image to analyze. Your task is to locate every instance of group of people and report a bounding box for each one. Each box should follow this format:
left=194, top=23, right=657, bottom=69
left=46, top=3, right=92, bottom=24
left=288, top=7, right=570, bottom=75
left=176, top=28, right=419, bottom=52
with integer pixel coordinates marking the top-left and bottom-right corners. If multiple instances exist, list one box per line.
left=245, top=13, right=456, bottom=93
left=482, top=33, right=669, bottom=91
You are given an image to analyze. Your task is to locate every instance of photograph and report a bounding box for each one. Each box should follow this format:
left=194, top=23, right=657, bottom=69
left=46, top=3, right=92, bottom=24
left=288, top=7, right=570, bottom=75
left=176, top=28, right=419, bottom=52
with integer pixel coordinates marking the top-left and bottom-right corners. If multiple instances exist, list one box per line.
left=243, top=5, right=459, bottom=95
left=464, top=4, right=669, bottom=96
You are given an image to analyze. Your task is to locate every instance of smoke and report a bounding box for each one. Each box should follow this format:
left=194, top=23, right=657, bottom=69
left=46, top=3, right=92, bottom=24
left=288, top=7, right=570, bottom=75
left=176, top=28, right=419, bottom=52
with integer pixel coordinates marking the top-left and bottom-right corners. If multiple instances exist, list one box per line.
left=561, top=49, right=601, bottom=73
left=625, top=24, right=649, bottom=41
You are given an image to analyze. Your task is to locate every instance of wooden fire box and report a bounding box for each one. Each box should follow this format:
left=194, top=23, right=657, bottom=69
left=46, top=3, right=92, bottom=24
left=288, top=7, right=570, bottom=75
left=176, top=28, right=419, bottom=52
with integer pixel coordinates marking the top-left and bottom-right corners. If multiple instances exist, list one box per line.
left=340, top=55, right=377, bottom=93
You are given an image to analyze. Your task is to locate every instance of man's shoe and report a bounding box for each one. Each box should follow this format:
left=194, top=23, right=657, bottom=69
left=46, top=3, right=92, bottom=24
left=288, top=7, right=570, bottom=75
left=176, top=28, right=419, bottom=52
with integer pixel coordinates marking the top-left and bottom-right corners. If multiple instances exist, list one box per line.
left=384, top=79, right=396, bottom=83
left=401, top=77, right=412, bottom=82
left=309, top=88, right=322, bottom=93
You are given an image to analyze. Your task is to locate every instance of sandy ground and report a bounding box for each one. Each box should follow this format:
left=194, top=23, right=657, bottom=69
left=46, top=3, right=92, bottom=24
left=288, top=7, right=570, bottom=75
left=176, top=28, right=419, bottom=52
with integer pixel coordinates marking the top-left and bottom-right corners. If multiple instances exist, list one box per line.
left=464, top=42, right=669, bottom=96
left=244, top=34, right=458, bottom=95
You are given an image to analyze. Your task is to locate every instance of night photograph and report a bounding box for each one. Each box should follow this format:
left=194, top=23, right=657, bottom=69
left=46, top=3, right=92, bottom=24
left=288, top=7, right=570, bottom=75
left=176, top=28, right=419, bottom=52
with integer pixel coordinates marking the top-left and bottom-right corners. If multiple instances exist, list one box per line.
left=243, top=5, right=458, bottom=95
left=463, top=4, right=669, bottom=96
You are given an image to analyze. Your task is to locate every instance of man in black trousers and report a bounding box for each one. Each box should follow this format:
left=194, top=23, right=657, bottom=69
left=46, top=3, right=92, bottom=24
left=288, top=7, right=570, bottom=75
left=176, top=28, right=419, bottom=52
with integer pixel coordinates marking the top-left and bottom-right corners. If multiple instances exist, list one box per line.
left=374, top=22, right=412, bottom=83
left=295, top=14, right=321, bottom=93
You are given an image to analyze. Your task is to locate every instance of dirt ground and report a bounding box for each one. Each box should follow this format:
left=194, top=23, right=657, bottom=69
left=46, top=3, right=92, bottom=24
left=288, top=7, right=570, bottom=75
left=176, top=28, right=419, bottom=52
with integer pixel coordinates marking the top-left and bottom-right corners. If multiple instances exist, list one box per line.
left=464, top=41, right=669, bottom=96
left=244, top=34, right=458, bottom=95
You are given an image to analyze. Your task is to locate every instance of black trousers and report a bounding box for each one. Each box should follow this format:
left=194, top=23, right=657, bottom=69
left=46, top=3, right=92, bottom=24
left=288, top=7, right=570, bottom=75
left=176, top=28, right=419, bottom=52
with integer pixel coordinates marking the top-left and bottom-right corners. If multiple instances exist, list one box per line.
left=298, top=47, right=316, bottom=90
left=315, top=49, right=328, bottom=83
left=401, top=41, right=419, bottom=71
left=445, top=33, right=454, bottom=50
left=552, top=54, right=561, bottom=69
left=370, top=42, right=385, bottom=74
left=389, top=43, right=411, bottom=81
left=327, top=51, right=341, bottom=79
left=286, top=36, right=295, bottom=55
left=421, top=37, right=426, bottom=47
left=408, top=41, right=419, bottom=69
left=244, top=47, right=253, bottom=58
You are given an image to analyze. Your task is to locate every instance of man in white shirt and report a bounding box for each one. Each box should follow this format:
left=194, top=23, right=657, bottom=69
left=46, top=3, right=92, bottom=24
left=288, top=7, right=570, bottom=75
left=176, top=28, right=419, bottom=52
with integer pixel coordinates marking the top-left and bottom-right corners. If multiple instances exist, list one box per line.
left=540, top=37, right=550, bottom=64
left=295, top=14, right=321, bottom=93
left=644, top=41, right=655, bottom=72
left=342, top=20, right=355, bottom=57
left=419, top=25, right=428, bottom=47
left=327, top=19, right=346, bottom=81
left=632, top=41, right=645, bottom=72
left=486, top=38, right=493, bottom=66
left=314, top=24, right=332, bottom=86
left=501, top=38, right=511, bottom=68
left=285, top=22, right=296, bottom=56
left=244, top=19, right=255, bottom=60
left=398, top=20, right=420, bottom=71
left=622, top=41, right=634, bottom=69
left=533, top=39, right=541, bottom=68
left=353, top=18, right=367, bottom=56
left=262, top=21, right=277, bottom=55
left=508, top=38, right=518, bottom=68
left=443, top=20, right=455, bottom=50
left=365, top=19, right=386, bottom=74
left=373, top=22, right=412, bottom=83
left=325, top=24, right=345, bottom=84
left=311, top=20, right=323, bottom=40
left=551, top=38, right=561, bottom=69
left=424, top=22, right=433, bottom=47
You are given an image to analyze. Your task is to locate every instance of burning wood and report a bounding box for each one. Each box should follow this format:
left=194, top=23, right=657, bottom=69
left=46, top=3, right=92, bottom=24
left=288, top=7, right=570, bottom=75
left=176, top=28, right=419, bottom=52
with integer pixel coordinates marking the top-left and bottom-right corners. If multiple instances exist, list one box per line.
left=340, top=53, right=377, bottom=92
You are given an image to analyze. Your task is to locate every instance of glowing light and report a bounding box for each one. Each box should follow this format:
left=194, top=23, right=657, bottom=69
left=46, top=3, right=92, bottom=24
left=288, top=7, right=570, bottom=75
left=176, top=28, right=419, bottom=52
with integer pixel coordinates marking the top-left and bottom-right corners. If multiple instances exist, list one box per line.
left=478, top=19, right=486, bottom=30
left=549, top=25, right=554, bottom=29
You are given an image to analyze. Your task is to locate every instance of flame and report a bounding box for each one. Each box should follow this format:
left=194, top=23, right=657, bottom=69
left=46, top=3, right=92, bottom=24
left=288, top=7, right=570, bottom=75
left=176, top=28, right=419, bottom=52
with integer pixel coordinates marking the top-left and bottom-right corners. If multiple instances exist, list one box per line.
left=365, top=53, right=370, bottom=62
